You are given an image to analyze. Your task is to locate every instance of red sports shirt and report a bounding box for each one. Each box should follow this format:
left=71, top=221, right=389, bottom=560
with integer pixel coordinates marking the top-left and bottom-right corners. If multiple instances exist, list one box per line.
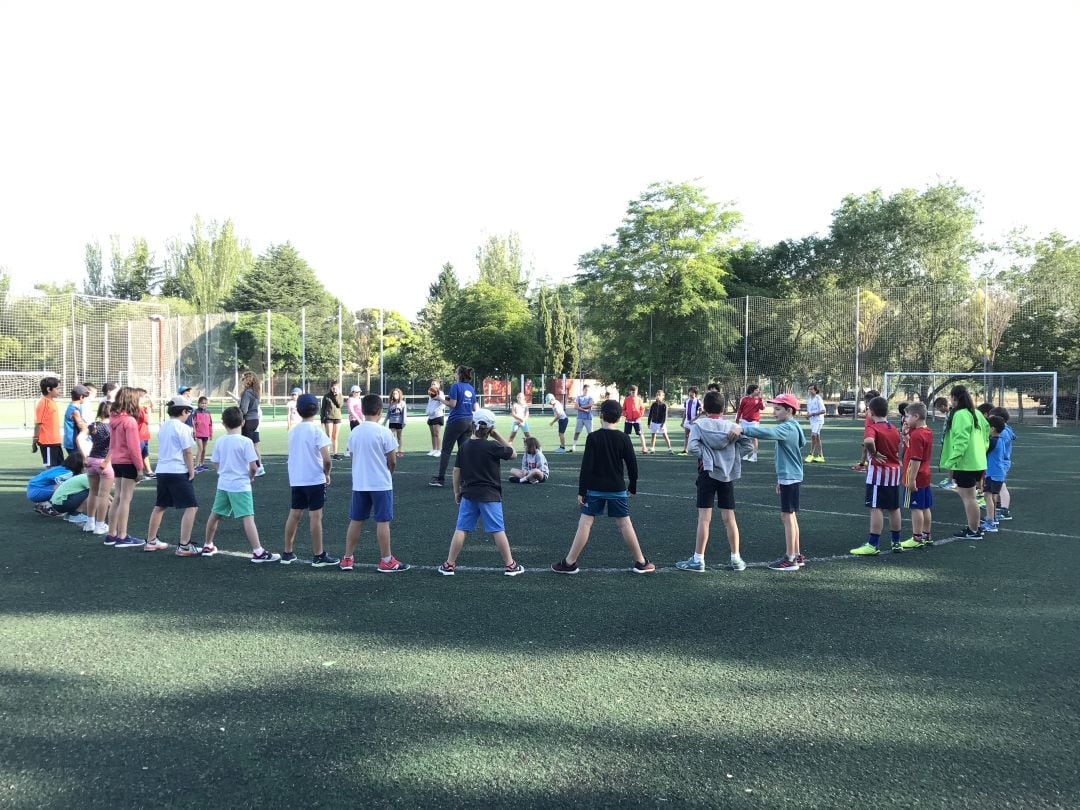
left=623, top=395, right=645, bottom=422
left=903, top=425, right=933, bottom=490
left=863, top=419, right=901, bottom=486
left=736, top=396, right=765, bottom=423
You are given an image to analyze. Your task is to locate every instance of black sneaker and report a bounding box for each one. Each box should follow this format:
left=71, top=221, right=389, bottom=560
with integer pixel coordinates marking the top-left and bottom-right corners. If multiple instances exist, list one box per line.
left=428, top=478, right=444, bottom=488
left=953, top=527, right=984, bottom=540
left=508, top=476, right=522, bottom=484
left=997, top=508, right=1013, bottom=521
left=551, top=558, right=579, bottom=575
left=312, top=552, right=340, bottom=568
left=279, top=551, right=298, bottom=564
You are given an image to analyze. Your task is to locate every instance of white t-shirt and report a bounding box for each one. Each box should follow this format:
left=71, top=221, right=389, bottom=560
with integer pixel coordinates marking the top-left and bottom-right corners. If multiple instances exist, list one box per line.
left=286, top=399, right=301, bottom=428
left=807, top=394, right=825, bottom=420
left=155, top=418, right=195, bottom=474
left=348, top=420, right=398, bottom=492
left=212, top=433, right=258, bottom=493
left=511, top=402, right=528, bottom=423
left=551, top=399, right=566, bottom=419
left=426, top=397, right=445, bottom=419
left=288, top=420, right=331, bottom=486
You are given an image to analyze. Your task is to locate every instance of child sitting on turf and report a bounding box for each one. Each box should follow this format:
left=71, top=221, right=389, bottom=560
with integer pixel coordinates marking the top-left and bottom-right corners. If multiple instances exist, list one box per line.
left=203, top=406, right=279, bottom=562
left=552, top=398, right=655, bottom=574
left=988, top=407, right=1014, bottom=520
left=647, top=389, right=674, bottom=455
left=341, top=394, right=410, bottom=572
left=193, top=396, right=213, bottom=471
left=438, top=408, right=524, bottom=576
left=145, top=395, right=199, bottom=554
left=678, top=390, right=754, bottom=572
left=899, top=402, right=934, bottom=549
left=981, top=415, right=1009, bottom=533
left=510, top=436, right=549, bottom=483
left=282, top=393, right=339, bottom=567
left=26, top=454, right=84, bottom=516
left=851, top=396, right=903, bottom=556
left=739, top=393, right=806, bottom=572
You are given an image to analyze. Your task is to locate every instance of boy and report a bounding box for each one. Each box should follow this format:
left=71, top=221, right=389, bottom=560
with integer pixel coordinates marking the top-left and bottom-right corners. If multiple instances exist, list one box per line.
left=27, top=455, right=82, bottom=515
left=203, top=406, right=279, bottom=562
left=341, top=394, right=410, bottom=572
left=33, top=376, right=64, bottom=467
left=735, top=384, right=765, bottom=462
left=438, top=408, right=524, bottom=576
left=849, top=389, right=880, bottom=471
left=193, top=396, right=213, bottom=472
left=282, top=393, right=339, bottom=566
left=850, top=396, right=903, bottom=556
left=647, top=389, right=674, bottom=454
left=552, top=399, right=655, bottom=574
left=62, top=385, right=91, bottom=464
left=804, top=384, right=826, bottom=462
left=681, top=386, right=702, bottom=454
left=570, top=384, right=594, bottom=452
left=50, top=469, right=92, bottom=525
left=622, top=385, right=647, bottom=454
left=145, top=395, right=199, bottom=554
left=981, top=415, right=1009, bottom=533
left=677, top=391, right=753, bottom=572
left=739, top=393, right=806, bottom=572
left=988, top=407, right=1014, bottom=520
left=546, top=393, right=568, bottom=453
left=898, top=402, right=934, bottom=549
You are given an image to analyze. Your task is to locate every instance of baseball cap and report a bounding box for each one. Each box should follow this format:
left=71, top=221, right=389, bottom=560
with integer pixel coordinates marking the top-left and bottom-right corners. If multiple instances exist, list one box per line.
left=71, top=385, right=90, bottom=398
left=545, top=393, right=555, bottom=403
left=291, top=387, right=303, bottom=395
left=766, top=393, right=800, bottom=413
left=168, top=395, right=193, bottom=410
left=297, top=393, right=319, bottom=413
left=177, top=385, right=192, bottom=394
left=472, top=408, right=497, bottom=428
left=349, top=385, right=362, bottom=393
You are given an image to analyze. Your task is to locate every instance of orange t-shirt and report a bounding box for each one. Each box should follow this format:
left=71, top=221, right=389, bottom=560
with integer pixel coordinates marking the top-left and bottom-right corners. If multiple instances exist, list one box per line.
left=137, top=406, right=151, bottom=441
left=623, top=395, right=645, bottom=422
left=35, top=396, right=61, bottom=445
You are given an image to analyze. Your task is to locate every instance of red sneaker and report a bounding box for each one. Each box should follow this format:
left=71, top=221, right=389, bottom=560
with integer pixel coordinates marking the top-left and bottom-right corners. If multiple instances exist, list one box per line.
left=632, top=559, right=656, bottom=574
left=340, top=556, right=354, bottom=571
left=377, top=557, right=411, bottom=572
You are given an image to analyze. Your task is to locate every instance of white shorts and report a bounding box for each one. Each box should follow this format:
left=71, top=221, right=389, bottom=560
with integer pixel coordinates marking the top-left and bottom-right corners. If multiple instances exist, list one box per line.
left=809, top=416, right=824, bottom=434
left=511, top=421, right=530, bottom=434
left=649, top=421, right=666, bottom=434
left=682, top=420, right=694, bottom=430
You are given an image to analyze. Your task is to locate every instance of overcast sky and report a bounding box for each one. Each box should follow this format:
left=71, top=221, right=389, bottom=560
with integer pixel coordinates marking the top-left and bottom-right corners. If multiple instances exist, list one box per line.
left=1, top=1, right=1076, bottom=317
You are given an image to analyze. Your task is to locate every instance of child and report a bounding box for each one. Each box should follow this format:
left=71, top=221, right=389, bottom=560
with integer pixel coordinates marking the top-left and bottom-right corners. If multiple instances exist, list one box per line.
left=145, top=395, right=199, bottom=554
left=850, top=396, right=903, bottom=556
left=849, top=389, right=880, bottom=471
left=62, top=385, right=90, bottom=464
left=547, top=393, right=568, bottom=453
left=647, top=389, right=674, bottom=454
left=509, top=392, right=531, bottom=446
left=510, top=436, right=549, bottom=483
left=678, top=390, right=753, bottom=572
left=383, top=388, right=408, bottom=458
left=438, top=408, right=524, bottom=576
left=981, top=415, right=1009, bottom=533
left=236, top=371, right=265, bottom=476
left=426, top=380, right=445, bottom=456
left=193, top=396, right=213, bottom=471
left=84, top=400, right=114, bottom=535
left=988, top=407, right=1014, bottom=520
left=342, top=394, right=410, bottom=572
left=32, top=376, right=64, bottom=467
left=321, top=381, right=344, bottom=459
left=739, top=393, right=806, bottom=572
left=804, top=384, right=826, bottom=463
left=734, top=384, right=766, bottom=462
left=107, top=387, right=148, bottom=548
left=26, top=454, right=83, bottom=516
left=134, top=389, right=154, bottom=479
left=899, top=402, right=934, bottom=549
left=282, top=393, right=339, bottom=566
left=203, top=406, right=279, bottom=562
left=286, top=387, right=303, bottom=432
left=552, top=399, right=655, bottom=574
left=80, top=383, right=99, bottom=424
left=50, top=469, right=91, bottom=525
left=570, top=384, right=594, bottom=452
left=681, top=386, right=702, bottom=454
left=347, top=385, right=364, bottom=432
left=622, top=385, right=648, bottom=454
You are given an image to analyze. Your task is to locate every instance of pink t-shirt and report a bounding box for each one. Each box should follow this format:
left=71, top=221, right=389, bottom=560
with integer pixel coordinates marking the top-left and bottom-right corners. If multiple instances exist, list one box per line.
left=347, top=396, right=364, bottom=423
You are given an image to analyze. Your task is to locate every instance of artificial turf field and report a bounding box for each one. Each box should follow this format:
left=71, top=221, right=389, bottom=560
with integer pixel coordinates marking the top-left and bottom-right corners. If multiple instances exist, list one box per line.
left=2, top=416, right=1078, bottom=809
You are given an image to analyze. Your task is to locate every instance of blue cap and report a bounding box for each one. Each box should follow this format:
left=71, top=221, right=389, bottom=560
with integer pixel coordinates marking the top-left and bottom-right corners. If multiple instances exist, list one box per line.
left=297, top=393, right=319, bottom=414
left=177, top=385, right=192, bottom=394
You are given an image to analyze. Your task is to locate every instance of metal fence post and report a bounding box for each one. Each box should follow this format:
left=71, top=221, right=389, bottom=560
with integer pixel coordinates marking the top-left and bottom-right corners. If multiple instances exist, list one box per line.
left=265, top=310, right=272, bottom=398
left=176, top=315, right=182, bottom=393
left=301, top=307, right=307, bottom=391
left=743, top=296, right=750, bottom=390
left=854, top=287, right=861, bottom=404
left=126, top=321, right=132, bottom=386
left=104, top=322, right=109, bottom=382
left=337, top=305, right=343, bottom=392
left=204, top=313, right=210, bottom=393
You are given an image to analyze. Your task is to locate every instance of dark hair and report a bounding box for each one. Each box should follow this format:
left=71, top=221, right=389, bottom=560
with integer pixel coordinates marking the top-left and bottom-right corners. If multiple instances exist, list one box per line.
left=167, top=404, right=192, bottom=418
left=868, top=396, right=888, bottom=418
left=989, top=406, right=1010, bottom=422
left=977, top=402, right=993, bottom=415
left=988, top=415, right=1006, bottom=433
left=945, top=385, right=977, bottom=433
left=706, top=382, right=721, bottom=392
left=298, top=398, right=319, bottom=418
left=808, top=383, right=819, bottom=394
left=361, top=393, right=382, bottom=416
left=456, top=366, right=474, bottom=383
left=40, top=376, right=60, bottom=395
left=197, top=396, right=208, bottom=405
left=221, top=406, right=244, bottom=430
left=600, top=398, right=622, bottom=424
left=688, top=386, right=698, bottom=395
left=63, top=453, right=85, bottom=474
left=864, top=389, right=880, bottom=401
left=897, top=402, right=908, bottom=416
left=101, top=382, right=119, bottom=397
left=95, top=400, right=111, bottom=421
left=933, top=397, right=948, bottom=410
left=746, top=384, right=759, bottom=395
left=703, top=390, right=726, bottom=414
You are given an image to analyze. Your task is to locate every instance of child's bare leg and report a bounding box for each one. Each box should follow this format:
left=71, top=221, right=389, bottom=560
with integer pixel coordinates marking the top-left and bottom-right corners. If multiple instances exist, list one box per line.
left=394, top=429, right=403, bottom=453
left=284, top=509, right=302, bottom=553
left=663, top=431, right=673, bottom=450
left=910, top=509, right=924, bottom=537
left=375, top=522, right=392, bottom=558
left=781, top=512, right=799, bottom=557
left=492, top=531, right=515, bottom=566
left=985, top=492, right=996, bottom=522
left=565, top=514, right=594, bottom=564
left=999, top=483, right=1010, bottom=509
left=446, top=530, right=467, bottom=564
left=344, top=520, right=363, bottom=558
left=694, top=508, right=712, bottom=556
left=869, top=509, right=884, bottom=535
left=331, top=423, right=339, bottom=454
left=888, top=508, right=901, bottom=533
left=110, top=479, right=134, bottom=536
left=179, top=506, right=198, bottom=545
left=683, top=429, right=691, bottom=452
left=638, top=430, right=647, bottom=453
left=429, top=424, right=440, bottom=451
left=720, top=508, right=740, bottom=557
left=204, top=513, right=221, bottom=547
left=922, top=509, right=932, bottom=538
left=614, top=516, right=646, bottom=563
left=147, top=505, right=167, bottom=541
left=309, top=509, right=324, bottom=555
left=240, top=515, right=261, bottom=550
left=510, top=467, right=525, bottom=478
left=957, top=487, right=980, bottom=530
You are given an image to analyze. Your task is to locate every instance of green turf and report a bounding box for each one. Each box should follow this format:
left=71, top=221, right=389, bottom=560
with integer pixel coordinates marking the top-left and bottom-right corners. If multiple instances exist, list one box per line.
left=2, top=416, right=1079, bottom=808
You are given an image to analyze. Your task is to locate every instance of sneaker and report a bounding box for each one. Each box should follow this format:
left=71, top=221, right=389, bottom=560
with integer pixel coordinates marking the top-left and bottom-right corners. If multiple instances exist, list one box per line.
left=65, top=513, right=89, bottom=525
left=254, top=466, right=266, bottom=477
left=377, top=557, right=411, bottom=572
left=102, top=534, right=118, bottom=546
left=804, top=454, right=815, bottom=462
left=675, top=557, right=706, bottom=572
left=428, top=478, right=444, bottom=488
left=668, top=449, right=676, bottom=455
left=997, top=508, right=1012, bottom=521
left=919, top=535, right=934, bottom=547
left=793, top=554, right=806, bottom=568
left=279, top=551, right=298, bottom=564
left=746, top=453, right=757, bottom=463
left=551, top=558, right=579, bottom=575
left=938, top=479, right=957, bottom=490
left=81, top=520, right=97, bottom=532
left=632, top=559, right=656, bottom=574
left=251, top=550, right=281, bottom=563
left=555, top=447, right=566, bottom=453
left=194, top=464, right=207, bottom=473
left=312, top=552, right=340, bottom=568
left=767, top=557, right=799, bottom=572
left=504, top=562, right=525, bottom=577
left=437, top=561, right=456, bottom=576
left=508, top=476, right=522, bottom=484
left=93, top=524, right=109, bottom=536
left=567, top=447, right=575, bottom=453
left=113, top=535, right=144, bottom=548
left=952, top=527, right=983, bottom=540
left=730, top=557, right=748, bottom=571
left=175, top=544, right=201, bottom=557
left=899, top=537, right=925, bottom=550
left=980, top=520, right=999, bottom=534
left=850, top=463, right=866, bottom=471
left=200, top=544, right=218, bottom=557
left=143, top=539, right=168, bottom=552
left=891, top=541, right=904, bottom=553
left=850, top=542, right=880, bottom=556
left=143, top=472, right=156, bottom=480
left=813, top=456, right=826, bottom=463
left=339, top=556, right=354, bottom=571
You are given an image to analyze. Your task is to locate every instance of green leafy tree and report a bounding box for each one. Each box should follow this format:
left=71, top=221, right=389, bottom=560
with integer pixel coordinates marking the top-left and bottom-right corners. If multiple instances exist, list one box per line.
left=225, top=243, right=326, bottom=312
left=232, top=312, right=302, bottom=377
left=435, top=281, right=539, bottom=377
left=109, top=237, right=160, bottom=300
left=477, top=232, right=529, bottom=296
left=83, top=241, right=107, bottom=297
left=162, top=217, right=252, bottom=311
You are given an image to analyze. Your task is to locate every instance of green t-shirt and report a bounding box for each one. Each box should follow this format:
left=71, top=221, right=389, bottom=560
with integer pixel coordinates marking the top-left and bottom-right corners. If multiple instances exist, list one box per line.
left=50, top=473, right=89, bottom=504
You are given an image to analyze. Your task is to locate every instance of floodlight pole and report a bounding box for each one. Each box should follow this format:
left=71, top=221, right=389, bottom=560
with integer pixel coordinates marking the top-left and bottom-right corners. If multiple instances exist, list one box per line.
left=854, top=287, right=861, bottom=415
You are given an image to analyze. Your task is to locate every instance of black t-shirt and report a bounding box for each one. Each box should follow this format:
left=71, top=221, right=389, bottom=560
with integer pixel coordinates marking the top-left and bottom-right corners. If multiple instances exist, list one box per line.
left=455, top=438, right=514, bottom=502
left=578, top=427, right=639, bottom=496
left=648, top=401, right=668, bottom=424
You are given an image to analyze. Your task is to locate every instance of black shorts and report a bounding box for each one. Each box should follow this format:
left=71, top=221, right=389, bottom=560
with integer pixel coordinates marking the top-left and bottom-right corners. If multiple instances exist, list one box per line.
left=427, top=417, right=444, bottom=426
left=865, top=483, right=901, bottom=510
left=291, top=484, right=327, bottom=511
left=241, top=419, right=260, bottom=444
left=155, top=472, right=198, bottom=509
left=983, top=477, right=1003, bottom=494
left=696, top=471, right=735, bottom=510
left=113, top=462, right=139, bottom=480
left=39, top=444, right=64, bottom=466
left=778, top=482, right=800, bottom=514
left=350, top=419, right=360, bottom=430
left=388, top=423, right=404, bottom=431
left=322, top=418, right=341, bottom=425
left=557, top=417, right=568, bottom=434
left=953, top=469, right=984, bottom=489
left=54, top=489, right=89, bottom=514
left=624, top=421, right=642, bottom=435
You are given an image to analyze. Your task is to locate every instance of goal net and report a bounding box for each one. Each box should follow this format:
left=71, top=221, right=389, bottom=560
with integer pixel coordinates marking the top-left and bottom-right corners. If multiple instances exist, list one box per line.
left=882, top=371, right=1059, bottom=427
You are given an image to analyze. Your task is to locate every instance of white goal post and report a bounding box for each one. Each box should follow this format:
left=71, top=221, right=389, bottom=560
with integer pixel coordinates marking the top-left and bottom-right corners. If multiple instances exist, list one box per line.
left=882, top=371, right=1058, bottom=428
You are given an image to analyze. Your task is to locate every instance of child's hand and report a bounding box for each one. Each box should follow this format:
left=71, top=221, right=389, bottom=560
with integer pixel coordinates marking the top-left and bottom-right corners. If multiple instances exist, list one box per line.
left=325, top=473, right=331, bottom=486
left=577, top=494, right=585, bottom=506
left=775, top=483, right=781, bottom=495
left=31, top=440, right=38, bottom=453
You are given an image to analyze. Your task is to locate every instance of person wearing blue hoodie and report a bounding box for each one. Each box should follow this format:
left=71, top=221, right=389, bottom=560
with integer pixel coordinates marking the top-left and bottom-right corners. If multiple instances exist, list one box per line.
left=982, top=415, right=1011, bottom=531
left=989, top=406, right=1015, bottom=520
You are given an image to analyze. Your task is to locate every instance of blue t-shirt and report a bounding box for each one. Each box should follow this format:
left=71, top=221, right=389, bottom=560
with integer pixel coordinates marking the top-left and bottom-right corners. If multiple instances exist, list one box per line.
left=27, top=466, right=73, bottom=502
left=447, top=382, right=476, bottom=423
left=986, top=435, right=1008, bottom=480
left=63, top=403, right=81, bottom=451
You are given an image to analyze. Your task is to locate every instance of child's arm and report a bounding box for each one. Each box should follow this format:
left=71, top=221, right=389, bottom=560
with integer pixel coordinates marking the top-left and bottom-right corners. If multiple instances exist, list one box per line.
left=183, top=446, right=195, bottom=480
left=248, top=460, right=258, bottom=484
left=490, top=428, right=516, bottom=459
left=687, top=426, right=702, bottom=456
left=321, top=445, right=332, bottom=485
left=384, top=449, right=397, bottom=474
left=452, top=466, right=462, bottom=504
left=623, top=436, right=639, bottom=495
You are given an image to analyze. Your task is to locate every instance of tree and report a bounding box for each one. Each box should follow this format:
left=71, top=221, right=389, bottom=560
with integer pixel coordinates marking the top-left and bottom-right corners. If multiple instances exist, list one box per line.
left=353, top=308, right=412, bottom=388
left=109, top=237, right=160, bottom=300
left=225, top=243, right=327, bottom=312
left=435, top=281, right=539, bottom=377
left=162, top=217, right=252, bottom=312
left=476, top=232, right=529, bottom=296
left=232, top=312, right=302, bottom=377
left=83, top=241, right=107, bottom=297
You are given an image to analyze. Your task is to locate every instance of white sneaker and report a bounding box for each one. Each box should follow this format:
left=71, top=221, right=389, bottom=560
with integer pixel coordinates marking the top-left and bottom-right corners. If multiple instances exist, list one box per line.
left=93, top=524, right=109, bottom=535
left=255, top=466, right=266, bottom=477
left=82, top=520, right=97, bottom=533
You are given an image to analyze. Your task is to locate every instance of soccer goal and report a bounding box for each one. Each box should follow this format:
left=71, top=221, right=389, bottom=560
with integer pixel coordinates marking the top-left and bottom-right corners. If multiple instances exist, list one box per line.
left=882, top=371, right=1059, bottom=427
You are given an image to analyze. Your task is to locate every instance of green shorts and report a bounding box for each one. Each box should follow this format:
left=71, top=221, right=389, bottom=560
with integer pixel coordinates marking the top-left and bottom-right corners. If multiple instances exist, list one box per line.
left=212, top=489, right=254, bottom=518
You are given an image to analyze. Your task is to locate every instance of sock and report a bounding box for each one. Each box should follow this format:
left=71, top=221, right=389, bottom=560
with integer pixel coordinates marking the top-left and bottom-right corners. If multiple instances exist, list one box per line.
left=891, top=530, right=901, bottom=544
left=786, top=554, right=796, bottom=562
left=691, top=553, right=703, bottom=564
left=730, top=553, right=742, bottom=562
left=868, top=533, right=880, bottom=548
left=253, top=546, right=265, bottom=557
left=381, top=555, right=392, bottom=563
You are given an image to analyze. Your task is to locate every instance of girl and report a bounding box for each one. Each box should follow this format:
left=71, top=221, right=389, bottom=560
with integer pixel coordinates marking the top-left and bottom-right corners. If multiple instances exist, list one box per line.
left=321, top=381, right=344, bottom=459
left=347, top=385, right=364, bottom=431
left=84, top=400, right=114, bottom=535
left=383, top=388, right=407, bottom=458
left=509, top=392, right=531, bottom=446
left=735, top=384, right=765, bottom=462
left=286, top=387, right=303, bottom=432
left=429, top=366, right=477, bottom=487
left=106, top=387, right=146, bottom=548
left=510, top=436, right=549, bottom=484
left=547, top=393, right=568, bottom=452
left=136, top=389, right=154, bottom=478
left=237, top=371, right=264, bottom=476
left=193, top=396, right=213, bottom=470
left=426, top=380, right=445, bottom=456
left=941, top=384, right=990, bottom=539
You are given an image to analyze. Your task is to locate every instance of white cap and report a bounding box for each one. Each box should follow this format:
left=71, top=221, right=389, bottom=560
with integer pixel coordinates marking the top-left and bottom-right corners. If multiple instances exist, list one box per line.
left=472, top=408, right=497, bottom=428
left=545, top=393, right=555, bottom=403
left=168, top=395, right=193, bottom=409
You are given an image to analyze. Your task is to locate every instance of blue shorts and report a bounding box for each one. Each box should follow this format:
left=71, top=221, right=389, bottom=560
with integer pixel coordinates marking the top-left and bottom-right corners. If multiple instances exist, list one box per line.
left=455, top=498, right=505, bottom=533
left=349, top=490, right=393, bottom=523
left=511, top=421, right=530, bottom=433
left=139, top=440, right=149, bottom=458
left=581, top=494, right=630, bottom=518
left=907, top=486, right=933, bottom=509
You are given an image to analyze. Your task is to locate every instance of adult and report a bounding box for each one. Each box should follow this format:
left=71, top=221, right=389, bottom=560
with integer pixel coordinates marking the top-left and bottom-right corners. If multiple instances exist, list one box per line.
left=321, top=381, right=344, bottom=459
left=237, top=371, right=265, bottom=476
left=428, top=366, right=477, bottom=487
left=805, top=384, right=826, bottom=463
left=940, top=384, right=990, bottom=539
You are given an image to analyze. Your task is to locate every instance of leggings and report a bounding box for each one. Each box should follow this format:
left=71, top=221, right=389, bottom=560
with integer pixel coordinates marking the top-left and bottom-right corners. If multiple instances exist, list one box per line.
left=436, top=418, right=474, bottom=481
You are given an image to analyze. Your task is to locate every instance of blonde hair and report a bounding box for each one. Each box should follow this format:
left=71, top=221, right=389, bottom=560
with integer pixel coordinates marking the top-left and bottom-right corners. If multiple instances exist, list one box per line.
left=390, top=388, right=403, bottom=402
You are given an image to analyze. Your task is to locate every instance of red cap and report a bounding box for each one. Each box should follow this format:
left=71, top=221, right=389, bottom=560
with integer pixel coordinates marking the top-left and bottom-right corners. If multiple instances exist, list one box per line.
left=767, top=393, right=800, bottom=412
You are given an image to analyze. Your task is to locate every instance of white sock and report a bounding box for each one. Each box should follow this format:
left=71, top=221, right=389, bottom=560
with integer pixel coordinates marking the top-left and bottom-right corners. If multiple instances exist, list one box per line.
left=731, top=553, right=742, bottom=562
left=381, top=555, right=392, bottom=563
left=691, top=553, right=703, bottom=564
left=253, top=547, right=265, bottom=557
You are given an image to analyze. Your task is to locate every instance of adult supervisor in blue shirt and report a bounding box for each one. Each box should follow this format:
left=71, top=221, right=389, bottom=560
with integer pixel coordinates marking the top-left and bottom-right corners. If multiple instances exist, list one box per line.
left=429, top=366, right=478, bottom=488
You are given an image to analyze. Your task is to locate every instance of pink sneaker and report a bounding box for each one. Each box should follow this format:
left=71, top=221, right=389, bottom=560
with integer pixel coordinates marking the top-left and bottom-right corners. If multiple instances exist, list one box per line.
left=200, top=544, right=218, bottom=557
left=143, top=539, right=168, bottom=552
left=377, top=557, right=411, bottom=572
left=340, top=556, right=354, bottom=571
